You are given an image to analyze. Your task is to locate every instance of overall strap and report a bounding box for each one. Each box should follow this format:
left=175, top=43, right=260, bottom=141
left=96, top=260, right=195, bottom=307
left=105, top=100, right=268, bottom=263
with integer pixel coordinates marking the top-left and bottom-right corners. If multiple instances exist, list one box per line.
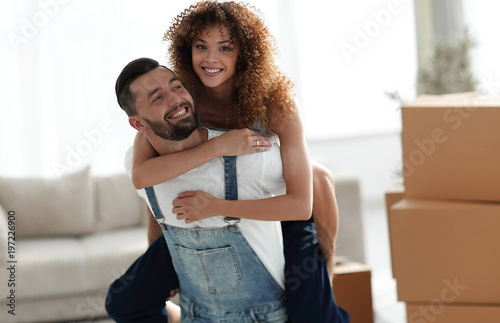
left=223, top=156, right=241, bottom=227
left=145, top=156, right=240, bottom=231
left=223, top=156, right=238, bottom=201
left=145, top=186, right=167, bottom=231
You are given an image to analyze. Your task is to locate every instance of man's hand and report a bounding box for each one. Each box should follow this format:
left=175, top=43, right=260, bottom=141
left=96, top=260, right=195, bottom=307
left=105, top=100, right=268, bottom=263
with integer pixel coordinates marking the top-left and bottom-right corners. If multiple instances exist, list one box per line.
left=172, top=191, right=221, bottom=223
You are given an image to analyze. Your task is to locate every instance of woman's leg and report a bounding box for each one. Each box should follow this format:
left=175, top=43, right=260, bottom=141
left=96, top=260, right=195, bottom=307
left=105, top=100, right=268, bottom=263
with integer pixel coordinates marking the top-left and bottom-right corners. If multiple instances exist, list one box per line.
left=105, top=236, right=179, bottom=322
left=105, top=207, right=179, bottom=322
left=281, top=219, right=349, bottom=323
left=311, top=160, right=339, bottom=281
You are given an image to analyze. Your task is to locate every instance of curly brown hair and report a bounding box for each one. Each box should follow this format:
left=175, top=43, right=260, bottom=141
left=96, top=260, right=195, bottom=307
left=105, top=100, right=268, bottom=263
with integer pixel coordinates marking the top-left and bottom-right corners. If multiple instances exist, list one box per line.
left=163, top=0, right=295, bottom=130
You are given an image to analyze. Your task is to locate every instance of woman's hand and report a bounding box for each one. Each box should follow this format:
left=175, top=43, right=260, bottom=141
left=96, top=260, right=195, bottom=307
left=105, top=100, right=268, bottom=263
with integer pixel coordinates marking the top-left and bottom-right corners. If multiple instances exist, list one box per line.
left=213, top=128, right=271, bottom=156
left=172, top=191, right=223, bottom=223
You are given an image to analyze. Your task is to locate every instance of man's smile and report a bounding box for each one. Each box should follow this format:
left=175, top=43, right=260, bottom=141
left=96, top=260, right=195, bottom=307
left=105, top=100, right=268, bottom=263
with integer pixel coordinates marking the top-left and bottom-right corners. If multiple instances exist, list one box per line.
left=167, top=106, right=188, bottom=119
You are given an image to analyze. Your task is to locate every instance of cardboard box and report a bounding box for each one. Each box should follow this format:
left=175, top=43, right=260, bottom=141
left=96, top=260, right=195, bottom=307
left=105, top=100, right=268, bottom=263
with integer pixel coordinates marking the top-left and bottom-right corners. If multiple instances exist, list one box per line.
left=384, top=189, right=405, bottom=278
left=389, top=198, right=500, bottom=303
left=401, top=92, right=500, bottom=202
left=406, top=303, right=500, bottom=323
left=385, top=189, right=405, bottom=214
left=333, top=260, right=373, bottom=323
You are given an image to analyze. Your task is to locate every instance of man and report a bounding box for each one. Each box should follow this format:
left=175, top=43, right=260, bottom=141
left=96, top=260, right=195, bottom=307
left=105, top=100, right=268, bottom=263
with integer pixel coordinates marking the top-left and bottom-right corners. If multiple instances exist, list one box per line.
left=109, top=57, right=291, bottom=322
left=106, top=58, right=349, bottom=322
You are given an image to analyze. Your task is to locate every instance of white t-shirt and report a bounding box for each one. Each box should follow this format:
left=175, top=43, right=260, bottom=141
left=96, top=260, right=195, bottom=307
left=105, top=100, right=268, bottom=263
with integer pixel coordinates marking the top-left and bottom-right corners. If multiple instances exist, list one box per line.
left=124, top=128, right=287, bottom=288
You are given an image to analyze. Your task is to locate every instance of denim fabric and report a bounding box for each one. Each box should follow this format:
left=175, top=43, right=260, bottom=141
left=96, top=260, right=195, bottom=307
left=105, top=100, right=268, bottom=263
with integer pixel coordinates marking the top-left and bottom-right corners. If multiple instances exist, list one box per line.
left=222, top=155, right=241, bottom=223
left=148, top=164, right=287, bottom=322
left=223, top=156, right=238, bottom=201
left=281, top=218, right=350, bottom=323
left=105, top=221, right=350, bottom=323
left=163, top=224, right=287, bottom=322
left=145, top=186, right=168, bottom=230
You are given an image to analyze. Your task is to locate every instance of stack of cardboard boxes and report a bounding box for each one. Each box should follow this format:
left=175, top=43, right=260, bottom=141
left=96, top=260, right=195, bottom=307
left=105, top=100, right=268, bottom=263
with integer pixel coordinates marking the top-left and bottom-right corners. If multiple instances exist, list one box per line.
left=386, top=93, right=500, bottom=322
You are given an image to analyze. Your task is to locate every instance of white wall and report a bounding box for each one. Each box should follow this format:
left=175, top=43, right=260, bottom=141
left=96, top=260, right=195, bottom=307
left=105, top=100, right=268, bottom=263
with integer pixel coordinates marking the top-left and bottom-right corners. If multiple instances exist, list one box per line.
left=308, top=131, right=403, bottom=204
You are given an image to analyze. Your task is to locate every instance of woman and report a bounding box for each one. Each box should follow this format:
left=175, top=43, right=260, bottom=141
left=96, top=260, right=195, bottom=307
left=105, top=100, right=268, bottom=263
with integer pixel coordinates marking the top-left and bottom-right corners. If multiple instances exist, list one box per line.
left=141, top=0, right=338, bottom=283
left=116, top=1, right=348, bottom=322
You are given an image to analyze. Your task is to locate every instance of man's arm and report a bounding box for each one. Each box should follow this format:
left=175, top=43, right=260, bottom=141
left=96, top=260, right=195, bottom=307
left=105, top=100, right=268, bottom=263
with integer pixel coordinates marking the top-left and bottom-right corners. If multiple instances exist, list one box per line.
left=147, top=205, right=163, bottom=245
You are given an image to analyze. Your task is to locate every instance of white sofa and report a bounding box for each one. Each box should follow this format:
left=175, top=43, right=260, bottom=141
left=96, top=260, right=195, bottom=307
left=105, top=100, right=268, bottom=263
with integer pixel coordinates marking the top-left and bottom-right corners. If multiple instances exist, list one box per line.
left=0, top=167, right=148, bottom=323
left=0, top=166, right=364, bottom=323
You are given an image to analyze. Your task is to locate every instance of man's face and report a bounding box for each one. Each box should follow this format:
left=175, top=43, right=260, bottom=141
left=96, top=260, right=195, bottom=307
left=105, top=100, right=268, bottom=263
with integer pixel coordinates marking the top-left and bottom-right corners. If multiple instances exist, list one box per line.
left=129, top=67, right=198, bottom=141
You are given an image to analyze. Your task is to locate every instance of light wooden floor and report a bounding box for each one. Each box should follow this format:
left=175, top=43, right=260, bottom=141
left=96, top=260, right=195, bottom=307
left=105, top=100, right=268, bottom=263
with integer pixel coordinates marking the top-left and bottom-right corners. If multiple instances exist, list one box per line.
left=363, top=198, right=406, bottom=323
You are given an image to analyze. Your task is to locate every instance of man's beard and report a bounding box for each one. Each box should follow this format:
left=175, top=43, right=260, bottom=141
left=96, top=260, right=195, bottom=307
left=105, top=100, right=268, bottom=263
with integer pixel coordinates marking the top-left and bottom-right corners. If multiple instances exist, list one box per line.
left=144, top=104, right=199, bottom=141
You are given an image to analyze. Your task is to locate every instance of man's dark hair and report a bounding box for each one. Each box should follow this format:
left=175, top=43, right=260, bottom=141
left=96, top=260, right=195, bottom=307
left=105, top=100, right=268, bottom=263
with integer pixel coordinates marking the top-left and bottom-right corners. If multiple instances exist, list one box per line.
left=115, top=58, right=169, bottom=116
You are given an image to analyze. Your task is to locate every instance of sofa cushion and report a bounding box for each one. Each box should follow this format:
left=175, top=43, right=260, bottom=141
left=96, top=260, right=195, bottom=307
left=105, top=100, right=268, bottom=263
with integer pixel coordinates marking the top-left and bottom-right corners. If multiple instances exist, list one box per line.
left=14, top=227, right=147, bottom=301
left=0, top=167, right=95, bottom=238
left=16, top=237, right=92, bottom=299
left=94, top=173, right=147, bottom=231
left=7, top=294, right=109, bottom=323
left=81, top=227, right=148, bottom=291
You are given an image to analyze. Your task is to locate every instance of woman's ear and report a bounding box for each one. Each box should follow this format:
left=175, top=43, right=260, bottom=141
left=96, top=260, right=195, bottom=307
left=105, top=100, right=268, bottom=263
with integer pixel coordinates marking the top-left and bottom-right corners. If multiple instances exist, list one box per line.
left=129, top=116, right=149, bottom=132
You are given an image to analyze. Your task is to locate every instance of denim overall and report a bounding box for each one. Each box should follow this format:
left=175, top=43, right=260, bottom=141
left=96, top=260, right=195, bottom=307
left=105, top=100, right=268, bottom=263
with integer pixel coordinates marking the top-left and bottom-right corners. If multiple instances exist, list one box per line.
left=145, top=156, right=288, bottom=322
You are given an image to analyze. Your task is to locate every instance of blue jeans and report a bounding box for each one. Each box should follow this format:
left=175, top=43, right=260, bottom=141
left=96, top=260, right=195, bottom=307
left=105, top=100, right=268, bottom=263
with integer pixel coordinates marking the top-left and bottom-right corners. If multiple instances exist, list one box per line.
left=281, top=218, right=350, bottom=322
left=105, top=233, right=178, bottom=322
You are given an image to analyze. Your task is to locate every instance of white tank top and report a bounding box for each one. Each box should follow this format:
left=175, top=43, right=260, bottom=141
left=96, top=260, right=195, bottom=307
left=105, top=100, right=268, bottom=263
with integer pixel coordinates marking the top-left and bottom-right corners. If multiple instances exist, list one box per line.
left=125, top=128, right=286, bottom=288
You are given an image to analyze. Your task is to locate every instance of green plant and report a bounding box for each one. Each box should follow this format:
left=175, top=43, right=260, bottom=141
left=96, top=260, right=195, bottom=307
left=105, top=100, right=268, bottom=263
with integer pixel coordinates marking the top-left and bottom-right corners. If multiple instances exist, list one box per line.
left=417, top=28, right=476, bottom=95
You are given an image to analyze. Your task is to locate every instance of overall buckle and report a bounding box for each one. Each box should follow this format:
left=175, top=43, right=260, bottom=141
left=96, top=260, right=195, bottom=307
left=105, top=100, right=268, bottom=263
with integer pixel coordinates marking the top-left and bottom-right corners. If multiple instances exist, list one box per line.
left=224, top=217, right=240, bottom=233
left=157, top=218, right=167, bottom=231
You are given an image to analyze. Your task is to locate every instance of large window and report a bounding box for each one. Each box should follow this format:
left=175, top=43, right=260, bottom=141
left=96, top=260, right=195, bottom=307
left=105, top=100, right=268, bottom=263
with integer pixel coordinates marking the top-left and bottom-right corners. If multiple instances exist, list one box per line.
left=462, top=0, right=500, bottom=96
left=282, top=0, right=417, bottom=140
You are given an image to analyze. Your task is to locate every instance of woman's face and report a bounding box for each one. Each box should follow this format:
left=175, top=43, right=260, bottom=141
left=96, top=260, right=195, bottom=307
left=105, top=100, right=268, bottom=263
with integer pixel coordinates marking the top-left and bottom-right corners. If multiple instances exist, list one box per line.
left=191, top=25, right=240, bottom=91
